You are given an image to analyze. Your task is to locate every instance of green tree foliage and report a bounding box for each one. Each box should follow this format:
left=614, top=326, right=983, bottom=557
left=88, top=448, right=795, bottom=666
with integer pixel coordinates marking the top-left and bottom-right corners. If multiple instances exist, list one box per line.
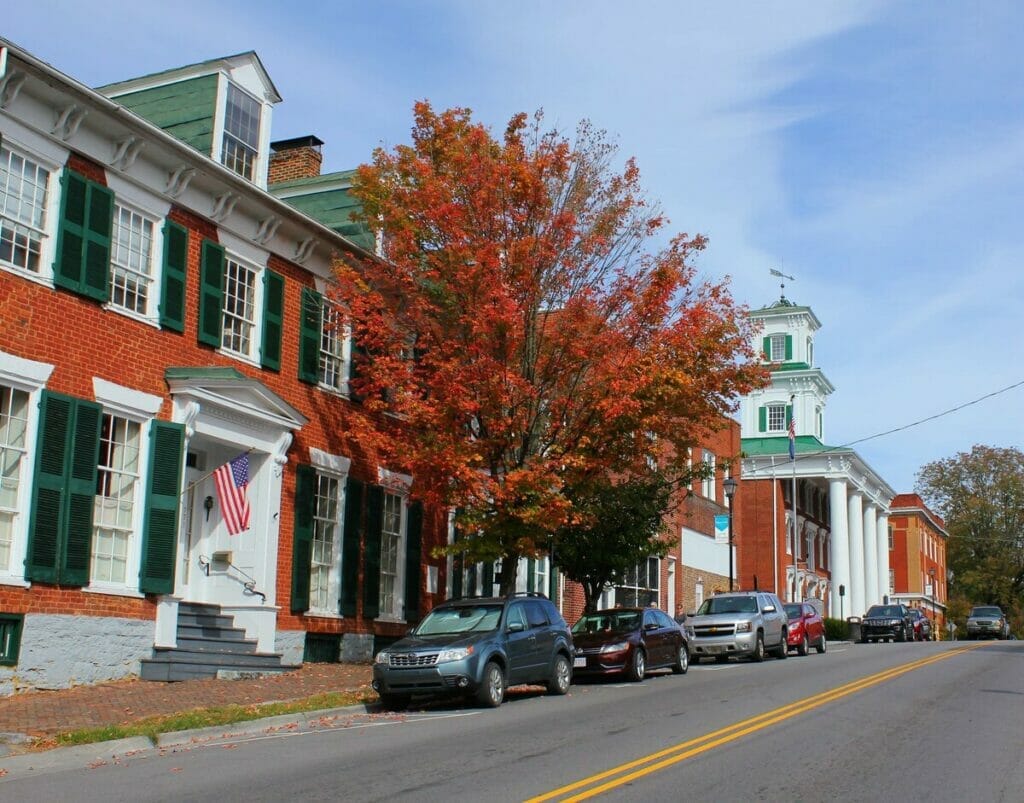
left=553, top=472, right=677, bottom=613
left=916, top=445, right=1024, bottom=616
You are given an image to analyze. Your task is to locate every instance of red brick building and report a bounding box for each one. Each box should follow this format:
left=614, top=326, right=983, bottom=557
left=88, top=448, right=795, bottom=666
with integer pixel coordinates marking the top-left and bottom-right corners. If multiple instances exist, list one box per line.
left=0, top=42, right=448, bottom=692
left=888, top=493, right=948, bottom=636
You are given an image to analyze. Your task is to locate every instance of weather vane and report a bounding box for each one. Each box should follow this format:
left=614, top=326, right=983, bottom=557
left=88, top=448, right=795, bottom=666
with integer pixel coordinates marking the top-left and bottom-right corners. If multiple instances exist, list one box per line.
left=770, top=267, right=795, bottom=302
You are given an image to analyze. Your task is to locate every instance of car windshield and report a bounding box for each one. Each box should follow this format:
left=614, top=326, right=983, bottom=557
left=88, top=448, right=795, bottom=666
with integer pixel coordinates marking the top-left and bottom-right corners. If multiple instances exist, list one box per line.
left=572, top=612, right=641, bottom=634
left=784, top=604, right=803, bottom=619
left=866, top=606, right=902, bottom=617
left=415, top=605, right=503, bottom=635
left=971, top=607, right=1003, bottom=618
left=697, top=596, right=759, bottom=615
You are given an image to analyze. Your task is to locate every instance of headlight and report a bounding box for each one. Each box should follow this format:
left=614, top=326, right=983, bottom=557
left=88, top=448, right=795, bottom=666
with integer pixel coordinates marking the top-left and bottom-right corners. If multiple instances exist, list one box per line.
left=600, top=641, right=630, bottom=654
left=735, top=622, right=752, bottom=633
left=375, top=651, right=390, bottom=665
left=436, top=646, right=474, bottom=663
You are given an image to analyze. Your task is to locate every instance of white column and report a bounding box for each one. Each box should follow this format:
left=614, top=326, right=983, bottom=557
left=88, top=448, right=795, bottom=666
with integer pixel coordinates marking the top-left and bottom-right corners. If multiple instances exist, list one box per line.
left=829, top=480, right=850, bottom=618
left=863, top=504, right=879, bottom=609
left=848, top=491, right=865, bottom=617
left=877, top=513, right=890, bottom=603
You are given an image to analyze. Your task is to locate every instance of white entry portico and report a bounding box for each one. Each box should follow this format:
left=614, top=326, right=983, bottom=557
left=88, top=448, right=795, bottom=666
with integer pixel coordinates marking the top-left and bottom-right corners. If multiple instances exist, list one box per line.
left=154, top=368, right=307, bottom=653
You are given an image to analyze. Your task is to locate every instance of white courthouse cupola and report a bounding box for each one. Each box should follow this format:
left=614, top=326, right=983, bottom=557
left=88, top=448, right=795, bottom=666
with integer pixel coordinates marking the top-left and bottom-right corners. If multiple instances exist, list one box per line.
left=739, top=289, right=834, bottom=448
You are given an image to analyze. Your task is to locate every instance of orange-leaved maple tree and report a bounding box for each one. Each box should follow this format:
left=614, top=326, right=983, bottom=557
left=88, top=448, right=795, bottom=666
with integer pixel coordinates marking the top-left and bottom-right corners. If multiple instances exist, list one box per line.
left=332, top=103, right=766, bottom=593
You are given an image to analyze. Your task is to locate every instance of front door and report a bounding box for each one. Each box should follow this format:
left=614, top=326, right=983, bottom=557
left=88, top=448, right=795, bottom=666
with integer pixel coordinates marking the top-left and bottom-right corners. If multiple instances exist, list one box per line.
left=179, top=443, right=259, bottom=605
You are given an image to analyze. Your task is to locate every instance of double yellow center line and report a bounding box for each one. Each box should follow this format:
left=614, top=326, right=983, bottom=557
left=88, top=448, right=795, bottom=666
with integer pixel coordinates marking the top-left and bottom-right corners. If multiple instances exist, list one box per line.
left=526, top=643, right=985, bottom=802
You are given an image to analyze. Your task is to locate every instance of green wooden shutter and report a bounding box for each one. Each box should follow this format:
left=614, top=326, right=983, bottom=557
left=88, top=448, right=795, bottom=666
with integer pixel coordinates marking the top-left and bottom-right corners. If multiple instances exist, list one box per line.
left=363, top=485, right=383, bottom=619
left=261, top=268, right=284, bottom=371
left=25, top=392, right=74, bottom=583
left=139, top=421, right=185, bottom=594
left=60, top=400, right=102, bottom=586
left=198, top=240, right=225, bottom=347
left=290, top=464, right=315, bottom=613
left=403, top=500, right=423, bottom=621
left=758, top=406, right=767, bottom=433
left=53, top=169, right=88, bottom=293
left=340, top=477, right=363, bottom=617
left=784, top=334, right=793, bottom=360
left=159, top=220, right=189, bottom=332
left=761, top=336, right=771, bottom=361
left=298, top=287, right=323, bottom=384
left=451, top=522, right=463, bottom=599
left=786, top=405, right=793, bottom=427
left=482, top=562, right=494, bottom=596
left=527, top=558, right=536, bottom=593
left=81, top=183, right=114, bottom=301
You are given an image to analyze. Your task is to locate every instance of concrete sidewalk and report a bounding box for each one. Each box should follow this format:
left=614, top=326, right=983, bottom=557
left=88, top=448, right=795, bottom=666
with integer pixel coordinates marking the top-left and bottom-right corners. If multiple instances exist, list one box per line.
left=0, top=662, right=373, bottom=753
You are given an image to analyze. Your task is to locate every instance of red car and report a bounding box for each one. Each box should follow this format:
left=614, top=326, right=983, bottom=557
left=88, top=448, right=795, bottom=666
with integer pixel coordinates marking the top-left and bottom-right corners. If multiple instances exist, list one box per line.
left=784, top=602, right=827, bottom=655
left=571, top=607, right=689, bottom=681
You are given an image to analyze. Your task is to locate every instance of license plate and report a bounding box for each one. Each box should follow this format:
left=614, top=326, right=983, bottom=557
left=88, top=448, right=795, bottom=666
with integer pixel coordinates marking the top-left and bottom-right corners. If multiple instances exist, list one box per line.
left=704, top=645, right=721, bottom=654
left=573, top=657, right=587, bottom=668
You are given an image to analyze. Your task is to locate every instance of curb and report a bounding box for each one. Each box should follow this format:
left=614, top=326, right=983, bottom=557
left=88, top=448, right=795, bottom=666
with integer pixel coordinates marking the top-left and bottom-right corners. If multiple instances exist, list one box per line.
left=0, top=736, right=153, bottom=780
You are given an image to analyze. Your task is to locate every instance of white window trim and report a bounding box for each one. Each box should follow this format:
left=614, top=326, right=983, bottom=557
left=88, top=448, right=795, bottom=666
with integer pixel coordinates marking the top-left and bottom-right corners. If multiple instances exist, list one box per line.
left=0, top=131, right=64, bottom=288
left=307, top=449, right=351, bottom=616
left=376, top=487, right=408, bottom=623
left=378, top=467, right=413, bottom=494
left=92, top=378, right=162, bottom=420
left=767, top=403, right=787, bottom=433
left=0, top=350, right=53, bottom=586
left=212, top=75, right=272, bottom=189
left=218, top=250, right=265, bottom=366
left=309, top=448, right=351, bottom=479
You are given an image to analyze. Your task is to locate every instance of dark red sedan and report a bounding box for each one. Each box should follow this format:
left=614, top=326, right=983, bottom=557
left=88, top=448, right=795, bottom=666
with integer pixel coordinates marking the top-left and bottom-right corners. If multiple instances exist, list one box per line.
left=571, top=607, right=689, bottom=681
left=784, top=602, right=827, bottom=655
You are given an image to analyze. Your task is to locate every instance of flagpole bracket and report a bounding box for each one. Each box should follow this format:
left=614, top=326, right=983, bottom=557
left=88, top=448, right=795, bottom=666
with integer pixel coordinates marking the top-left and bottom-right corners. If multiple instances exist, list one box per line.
left=198, top=554, right=211, bottom=576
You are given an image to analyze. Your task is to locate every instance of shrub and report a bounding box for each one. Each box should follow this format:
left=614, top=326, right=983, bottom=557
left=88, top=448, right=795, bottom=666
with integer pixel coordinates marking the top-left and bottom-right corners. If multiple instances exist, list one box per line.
left=824, top=617, right=849, bottom=641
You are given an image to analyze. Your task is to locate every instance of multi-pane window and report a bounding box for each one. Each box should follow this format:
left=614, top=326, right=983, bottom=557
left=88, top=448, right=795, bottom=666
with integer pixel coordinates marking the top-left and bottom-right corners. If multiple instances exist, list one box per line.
left=888, top=526, right=894, bottom=550
left=320, top=303, right=349, bottom=391
left=701, top=451, right=715, bottom=498
left=379, top=492, right=404, bottom=617
left=110, top=204, right=155, bottom=315
left=889, top=569, right=895, bottom=594
left=767, top=404, right=786, bottom=433
left=310, top=473, right=341, bottom=611
left=615, top=557, right=660, bottom=607
left=0, top=386, right=29, bottom=572
left=91, top=414, right=141, bottom=584
left=769, top=333, right=786, bottom=362
left=221, top=257, right=258, bottom=357
left=221, top=83, right=261, bottom=181
left=0, top=145, right=49, bottom=274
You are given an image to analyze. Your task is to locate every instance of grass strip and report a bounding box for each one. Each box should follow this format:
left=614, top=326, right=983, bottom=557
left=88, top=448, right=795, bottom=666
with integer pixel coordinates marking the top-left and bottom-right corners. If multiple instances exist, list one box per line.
left=35, top=688, right=376, bottom=750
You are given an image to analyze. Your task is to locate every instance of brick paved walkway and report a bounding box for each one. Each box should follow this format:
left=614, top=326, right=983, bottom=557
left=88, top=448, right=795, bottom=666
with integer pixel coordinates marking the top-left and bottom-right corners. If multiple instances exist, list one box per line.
left=0, top=663, right=373, bottom=740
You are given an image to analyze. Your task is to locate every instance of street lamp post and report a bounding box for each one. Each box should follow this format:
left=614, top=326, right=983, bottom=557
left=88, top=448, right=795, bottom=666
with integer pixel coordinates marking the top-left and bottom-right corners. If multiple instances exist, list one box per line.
left=724, top=476, right=738, bottom=592
left=928, top=567, right=936, bottom=641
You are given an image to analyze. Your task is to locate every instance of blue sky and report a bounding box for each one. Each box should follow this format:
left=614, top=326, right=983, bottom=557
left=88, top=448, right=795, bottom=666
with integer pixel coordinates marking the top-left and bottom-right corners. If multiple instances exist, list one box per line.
left=6, top=1, right=1023, bottom=494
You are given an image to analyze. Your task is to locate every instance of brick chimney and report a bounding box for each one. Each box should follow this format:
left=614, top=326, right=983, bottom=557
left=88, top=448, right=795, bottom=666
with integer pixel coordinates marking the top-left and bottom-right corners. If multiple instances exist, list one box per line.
left=268, top=135, right=324, bottom=184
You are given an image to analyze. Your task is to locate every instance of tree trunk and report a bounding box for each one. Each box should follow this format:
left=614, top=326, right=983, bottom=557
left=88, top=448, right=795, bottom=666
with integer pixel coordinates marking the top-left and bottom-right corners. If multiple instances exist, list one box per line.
left=583, top=580, right=604, bottom=613
left=498, top=553, right=519, bottom=595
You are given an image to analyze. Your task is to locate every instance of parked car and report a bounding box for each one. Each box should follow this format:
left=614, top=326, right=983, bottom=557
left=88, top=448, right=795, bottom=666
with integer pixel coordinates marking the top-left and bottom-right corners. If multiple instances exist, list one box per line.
left=965, top=606, right=1010, bottom=640
left=860, top=604, right=914, bottom=643
left=783, top=602, right=827, bottom=655
left=688, top=590, right=788, bottom=662
left=571, top=607, right=689, bottom=681
left=372, top=592, right=574, bottom=710
left=907, top=609, right=932, bottom=641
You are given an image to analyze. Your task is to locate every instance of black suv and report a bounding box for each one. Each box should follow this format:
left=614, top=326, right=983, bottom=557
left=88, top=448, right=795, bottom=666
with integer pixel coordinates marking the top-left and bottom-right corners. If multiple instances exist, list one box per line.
left=372, top=593, right=574, bottom=710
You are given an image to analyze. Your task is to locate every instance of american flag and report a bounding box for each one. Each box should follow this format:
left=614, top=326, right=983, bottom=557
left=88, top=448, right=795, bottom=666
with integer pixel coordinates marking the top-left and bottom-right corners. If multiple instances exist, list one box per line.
left=214, top=453, right=251, bottom=535
left=788, top=414, right=796, bottom=461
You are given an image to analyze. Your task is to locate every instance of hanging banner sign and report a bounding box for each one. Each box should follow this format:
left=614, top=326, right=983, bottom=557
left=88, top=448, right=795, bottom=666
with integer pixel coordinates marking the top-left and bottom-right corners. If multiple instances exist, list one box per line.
left=714, top=514, right=730, bottom=544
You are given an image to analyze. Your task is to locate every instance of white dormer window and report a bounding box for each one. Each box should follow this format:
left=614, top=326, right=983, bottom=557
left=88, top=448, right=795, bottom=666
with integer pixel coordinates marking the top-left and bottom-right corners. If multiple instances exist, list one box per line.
left=769, top=333, right=787, bottom=362
left=221, top=83, right=261, bottom=181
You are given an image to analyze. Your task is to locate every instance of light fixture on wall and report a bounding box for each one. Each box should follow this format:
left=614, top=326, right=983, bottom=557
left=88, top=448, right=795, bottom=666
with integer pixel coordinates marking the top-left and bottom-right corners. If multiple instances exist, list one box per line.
left=204, top=495, right=214, bottom=521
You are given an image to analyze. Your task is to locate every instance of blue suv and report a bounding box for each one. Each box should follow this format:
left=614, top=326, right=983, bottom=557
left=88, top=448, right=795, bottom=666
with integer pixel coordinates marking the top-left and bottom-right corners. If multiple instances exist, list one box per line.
left=372, top=593, right=574, bottom=710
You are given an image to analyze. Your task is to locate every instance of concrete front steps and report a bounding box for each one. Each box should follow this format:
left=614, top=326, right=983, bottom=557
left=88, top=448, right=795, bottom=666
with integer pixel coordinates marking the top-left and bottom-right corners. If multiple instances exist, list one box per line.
left=141, top=602, right=297, bottom=682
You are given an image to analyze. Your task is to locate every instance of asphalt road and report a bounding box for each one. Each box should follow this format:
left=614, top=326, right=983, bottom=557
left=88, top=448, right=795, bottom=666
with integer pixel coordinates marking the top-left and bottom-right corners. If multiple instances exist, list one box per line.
left=3, top=640, right=1022, bottom=802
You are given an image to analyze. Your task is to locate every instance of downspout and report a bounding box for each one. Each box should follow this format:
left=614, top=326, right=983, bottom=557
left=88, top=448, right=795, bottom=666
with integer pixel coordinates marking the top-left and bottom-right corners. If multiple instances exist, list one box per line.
left=771, top=456, right=778, bottom=595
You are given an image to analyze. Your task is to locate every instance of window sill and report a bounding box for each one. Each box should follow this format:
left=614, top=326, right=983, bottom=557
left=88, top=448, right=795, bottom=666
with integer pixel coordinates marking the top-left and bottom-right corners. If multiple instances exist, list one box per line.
left=83, top=585, right=147, bottom=600
left=0, top=576, right=31, bottom=589
left=317, top=383, right=351, bottom=399
left=1, top=263, right=54, bottom=290
left=305, top=610, right=343, bottom=620
left=103, top=304, right=161, bottom=330
left=375, top=615, right=407, bottom=625
left=217, top=348, right=261, bottom=369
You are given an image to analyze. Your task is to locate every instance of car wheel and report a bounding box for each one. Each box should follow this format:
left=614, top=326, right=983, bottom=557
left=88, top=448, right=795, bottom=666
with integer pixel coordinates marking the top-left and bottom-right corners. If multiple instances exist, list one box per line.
left=627, top=648, right=646, bottom=682
left=547, top=654, right=571, bottom=696
left=379, top=693, right=410, bottom=712
left=751, top=633, right=765, bottom=662
left=816, top=634, right=827, bottom=654
left=476, top=661, right=506, bottom=708
left=672, top=644, right=689, bottom=675
left=897, top=627, right=907, bottom=643
left=798, top=634, right=809, bottom=657
left=774, top=635, right=788, bottom=659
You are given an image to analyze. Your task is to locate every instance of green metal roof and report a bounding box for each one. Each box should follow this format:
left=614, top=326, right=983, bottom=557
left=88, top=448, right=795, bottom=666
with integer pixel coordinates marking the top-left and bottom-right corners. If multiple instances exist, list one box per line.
left=165, top=366, right=247, bottom=381
left=112, top=74, right=218, bottom=156
left=271, top=175, right=374, bottom=251
left=740, top=435, right=838, bottom=457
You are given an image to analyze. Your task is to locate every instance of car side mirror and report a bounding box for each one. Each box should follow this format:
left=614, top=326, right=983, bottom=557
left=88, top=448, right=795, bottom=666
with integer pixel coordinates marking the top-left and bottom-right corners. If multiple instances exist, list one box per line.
left=644, top=622, right=659, bottom=631
left=687, top=612, right=696, bottom=618
left=508, top=621, right=525, bottom=633
left=762, top=605, right=776, bottom=613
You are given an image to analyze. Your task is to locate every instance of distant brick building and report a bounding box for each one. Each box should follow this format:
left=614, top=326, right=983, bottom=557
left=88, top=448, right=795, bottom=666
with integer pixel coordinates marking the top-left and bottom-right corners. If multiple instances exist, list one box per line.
left=888, top=493, right=948, bottom=635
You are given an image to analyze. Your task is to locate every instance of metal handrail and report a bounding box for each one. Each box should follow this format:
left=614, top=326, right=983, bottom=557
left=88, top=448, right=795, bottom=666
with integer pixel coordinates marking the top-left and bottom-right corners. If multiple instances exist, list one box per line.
left=197, top=554, right=267, bottom=604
